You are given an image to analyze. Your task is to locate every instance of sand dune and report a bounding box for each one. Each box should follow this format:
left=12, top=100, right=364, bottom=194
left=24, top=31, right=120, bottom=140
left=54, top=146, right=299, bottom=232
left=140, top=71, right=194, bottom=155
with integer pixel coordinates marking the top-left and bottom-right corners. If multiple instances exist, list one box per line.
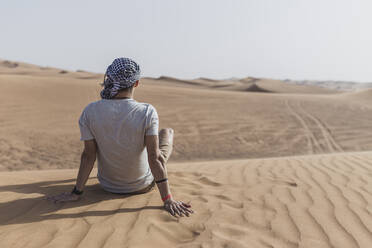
left=144, top=76, right=338, bottom=94
left=0, top=59, right=101, bottom=79
left=340, top=89, right=372, bottom=106
left=1, top=60, right=372, bottom=171
left=1, top=60, right=372, bottom=247
left=1, top=152, right=372, bottom=248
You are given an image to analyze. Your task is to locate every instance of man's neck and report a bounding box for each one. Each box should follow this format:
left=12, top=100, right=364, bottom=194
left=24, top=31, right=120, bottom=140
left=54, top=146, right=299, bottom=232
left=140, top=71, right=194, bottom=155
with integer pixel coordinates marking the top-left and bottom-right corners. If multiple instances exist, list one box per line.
left=113, top=92, right=134, bottom=99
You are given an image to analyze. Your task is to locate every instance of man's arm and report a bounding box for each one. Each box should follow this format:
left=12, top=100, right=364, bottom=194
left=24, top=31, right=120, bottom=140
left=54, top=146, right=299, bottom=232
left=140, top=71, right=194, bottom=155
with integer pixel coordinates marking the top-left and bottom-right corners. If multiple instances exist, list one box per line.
left=75, top=139, right=97, bottom=191
left=145, top=135, right=193, bottom=217
left=47, top=139, right=97, bottom=203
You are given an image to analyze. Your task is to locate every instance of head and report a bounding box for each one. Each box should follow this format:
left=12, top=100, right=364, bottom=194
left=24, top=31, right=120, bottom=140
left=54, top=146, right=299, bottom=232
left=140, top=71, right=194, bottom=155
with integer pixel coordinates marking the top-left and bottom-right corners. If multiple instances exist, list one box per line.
left=115, top=80, right=139, bottom=95
left=100, top=57, right=141, bottom=99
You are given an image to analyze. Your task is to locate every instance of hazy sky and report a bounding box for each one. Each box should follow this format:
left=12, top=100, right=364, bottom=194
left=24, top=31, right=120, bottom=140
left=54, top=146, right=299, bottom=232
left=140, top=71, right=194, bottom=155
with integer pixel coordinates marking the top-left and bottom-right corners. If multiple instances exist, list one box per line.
left=1, top=0, right=371, bottom=82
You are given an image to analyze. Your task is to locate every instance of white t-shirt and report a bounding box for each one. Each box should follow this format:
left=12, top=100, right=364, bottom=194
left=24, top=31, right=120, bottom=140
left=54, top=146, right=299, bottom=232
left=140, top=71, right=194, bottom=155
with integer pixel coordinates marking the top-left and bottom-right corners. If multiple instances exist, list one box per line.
left=78, top=98, right=158, bottom=193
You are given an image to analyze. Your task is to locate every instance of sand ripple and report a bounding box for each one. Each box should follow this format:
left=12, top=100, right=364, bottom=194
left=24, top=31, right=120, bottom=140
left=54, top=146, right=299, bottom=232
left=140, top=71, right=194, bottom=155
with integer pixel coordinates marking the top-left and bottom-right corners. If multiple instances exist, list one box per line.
left=0, top=152, right=372, bottom=247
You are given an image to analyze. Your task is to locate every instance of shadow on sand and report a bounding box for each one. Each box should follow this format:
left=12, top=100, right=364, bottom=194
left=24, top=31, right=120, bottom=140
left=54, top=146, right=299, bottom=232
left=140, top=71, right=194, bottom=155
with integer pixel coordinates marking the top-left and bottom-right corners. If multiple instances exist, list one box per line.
left=0, top=177, right=162, bottom=226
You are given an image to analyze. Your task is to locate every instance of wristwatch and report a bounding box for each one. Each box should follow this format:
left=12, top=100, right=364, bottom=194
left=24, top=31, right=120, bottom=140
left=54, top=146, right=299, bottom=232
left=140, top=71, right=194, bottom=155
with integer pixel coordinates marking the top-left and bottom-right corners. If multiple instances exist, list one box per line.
left=71, top=186, right=84, bottom=195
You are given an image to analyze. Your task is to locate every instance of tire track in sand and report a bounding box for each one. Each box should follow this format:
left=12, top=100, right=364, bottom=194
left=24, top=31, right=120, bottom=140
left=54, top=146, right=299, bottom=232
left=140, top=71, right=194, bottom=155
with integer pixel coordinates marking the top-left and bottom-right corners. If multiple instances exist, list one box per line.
left=296, top=101, right=343, bottom=153
left=285, top=100, right=321, bottom=154
left=285, top=99, right=343, bottom=154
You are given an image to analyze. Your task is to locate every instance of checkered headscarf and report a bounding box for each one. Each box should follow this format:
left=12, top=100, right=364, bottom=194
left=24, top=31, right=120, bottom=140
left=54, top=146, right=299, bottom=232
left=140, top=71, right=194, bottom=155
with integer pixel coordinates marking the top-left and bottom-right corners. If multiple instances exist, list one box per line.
left=100, top=58, right=141, bottom=99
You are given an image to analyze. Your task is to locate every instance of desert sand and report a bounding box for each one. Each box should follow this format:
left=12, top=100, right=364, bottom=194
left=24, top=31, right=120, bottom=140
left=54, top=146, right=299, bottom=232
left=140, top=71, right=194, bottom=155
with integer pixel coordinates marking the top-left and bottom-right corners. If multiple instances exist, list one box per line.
left=0, top=60, right=372, bottom=247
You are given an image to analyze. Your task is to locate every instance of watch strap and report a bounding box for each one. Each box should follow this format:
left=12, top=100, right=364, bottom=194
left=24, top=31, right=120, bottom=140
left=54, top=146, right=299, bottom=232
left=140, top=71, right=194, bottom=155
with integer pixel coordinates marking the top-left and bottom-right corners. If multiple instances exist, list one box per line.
left=71, top=186, right=83, bottom=195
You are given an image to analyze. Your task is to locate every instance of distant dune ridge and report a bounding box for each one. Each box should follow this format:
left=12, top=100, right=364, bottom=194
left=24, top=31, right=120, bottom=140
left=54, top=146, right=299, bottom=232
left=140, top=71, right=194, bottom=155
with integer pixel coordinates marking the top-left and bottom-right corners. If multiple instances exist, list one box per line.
left=0, top=59, right=102, bottom=79
left=144, top=75, right=339, bottom=94
left=1, top=59, right=372, bottom=248
left=285, top=79, right=372, bottom=91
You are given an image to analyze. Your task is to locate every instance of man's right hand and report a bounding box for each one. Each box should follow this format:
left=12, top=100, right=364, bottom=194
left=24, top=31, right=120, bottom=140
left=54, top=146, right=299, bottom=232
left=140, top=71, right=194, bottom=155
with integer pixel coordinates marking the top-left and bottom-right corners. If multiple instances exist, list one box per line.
left=164, top=199, right=194, bottom=217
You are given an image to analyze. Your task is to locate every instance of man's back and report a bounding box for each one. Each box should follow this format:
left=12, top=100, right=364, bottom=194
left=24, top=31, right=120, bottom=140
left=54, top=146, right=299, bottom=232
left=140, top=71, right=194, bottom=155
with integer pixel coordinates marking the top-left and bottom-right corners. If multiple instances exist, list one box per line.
left=79, top=98, right=159, bottom=193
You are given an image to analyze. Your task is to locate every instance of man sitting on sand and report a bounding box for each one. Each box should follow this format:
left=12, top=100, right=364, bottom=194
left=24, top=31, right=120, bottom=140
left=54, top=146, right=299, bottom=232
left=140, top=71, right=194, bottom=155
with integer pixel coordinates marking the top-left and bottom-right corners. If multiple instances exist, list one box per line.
left=48, top=58, right=193, bottom=217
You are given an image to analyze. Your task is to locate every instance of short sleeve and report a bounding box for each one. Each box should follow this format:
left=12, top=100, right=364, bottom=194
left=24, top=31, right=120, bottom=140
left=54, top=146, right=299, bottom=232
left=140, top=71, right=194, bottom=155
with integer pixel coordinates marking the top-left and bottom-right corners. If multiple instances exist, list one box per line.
left=78, top=107, right=94, bottom=141
left=145, top=105, right=159, bottom=136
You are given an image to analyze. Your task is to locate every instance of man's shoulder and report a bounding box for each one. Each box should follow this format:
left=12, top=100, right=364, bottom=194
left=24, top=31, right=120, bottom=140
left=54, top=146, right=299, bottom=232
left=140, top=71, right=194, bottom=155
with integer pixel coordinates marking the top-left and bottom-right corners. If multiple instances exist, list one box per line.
left=134, top=101, right=157, bottom=112
left=83, top=100, right=101, bottom=112
left=82, top=100, right=156, bottom=115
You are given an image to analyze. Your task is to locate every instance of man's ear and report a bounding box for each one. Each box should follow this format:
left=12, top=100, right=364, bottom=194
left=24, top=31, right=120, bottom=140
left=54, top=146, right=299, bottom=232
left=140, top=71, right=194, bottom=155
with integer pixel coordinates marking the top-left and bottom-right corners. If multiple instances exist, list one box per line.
left=134, top=80, right=139, bottom=87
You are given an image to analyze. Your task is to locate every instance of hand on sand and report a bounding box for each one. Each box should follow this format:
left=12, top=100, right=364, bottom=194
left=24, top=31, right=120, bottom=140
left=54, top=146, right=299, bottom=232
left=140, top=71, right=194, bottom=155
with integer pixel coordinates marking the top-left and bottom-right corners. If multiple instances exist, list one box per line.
left=47, top=192, right=81, bottom=203
left=164, top=199, right=193, bottom=217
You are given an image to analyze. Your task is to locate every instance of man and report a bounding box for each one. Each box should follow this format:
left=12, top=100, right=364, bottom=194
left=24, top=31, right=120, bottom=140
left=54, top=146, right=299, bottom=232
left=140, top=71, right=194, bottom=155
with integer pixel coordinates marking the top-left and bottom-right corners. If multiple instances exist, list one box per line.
left=48, top=58, right=193, bottom=217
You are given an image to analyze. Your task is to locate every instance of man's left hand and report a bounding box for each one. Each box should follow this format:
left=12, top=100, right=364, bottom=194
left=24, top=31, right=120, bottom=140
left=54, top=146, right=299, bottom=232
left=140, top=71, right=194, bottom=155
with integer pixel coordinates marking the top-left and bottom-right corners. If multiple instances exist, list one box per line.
left=47, top=192, right=81, bottom=203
